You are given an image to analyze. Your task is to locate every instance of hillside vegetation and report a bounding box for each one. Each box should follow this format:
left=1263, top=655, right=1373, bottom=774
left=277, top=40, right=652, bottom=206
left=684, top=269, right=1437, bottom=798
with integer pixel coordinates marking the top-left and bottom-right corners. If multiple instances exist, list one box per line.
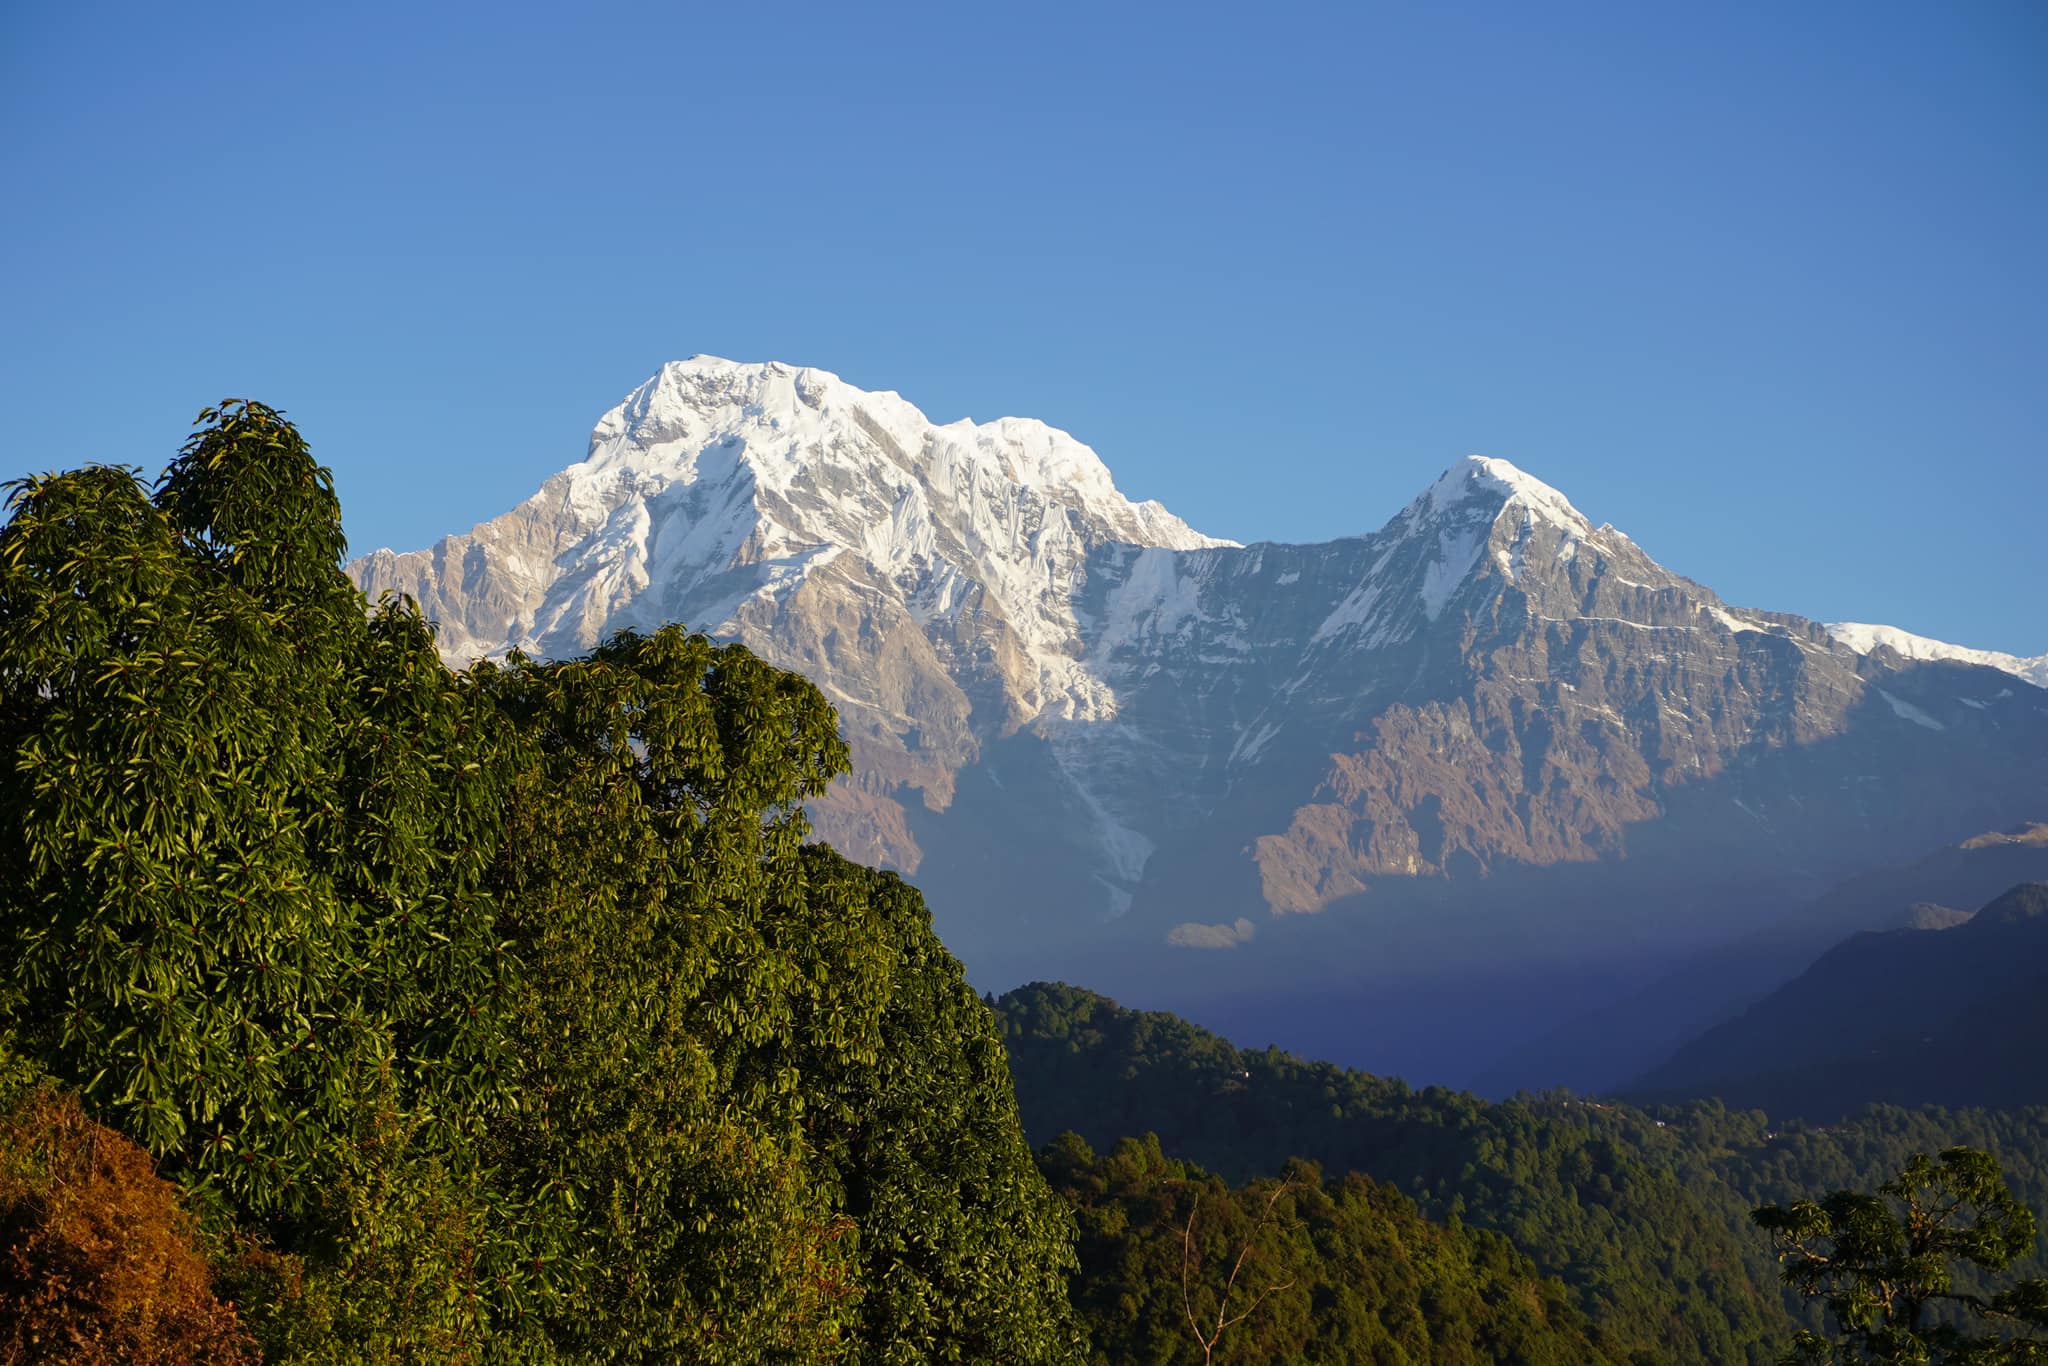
left=1042, top=1132, right=1619, bottom=1364
left=996, top=981, right=2048, bottom=1365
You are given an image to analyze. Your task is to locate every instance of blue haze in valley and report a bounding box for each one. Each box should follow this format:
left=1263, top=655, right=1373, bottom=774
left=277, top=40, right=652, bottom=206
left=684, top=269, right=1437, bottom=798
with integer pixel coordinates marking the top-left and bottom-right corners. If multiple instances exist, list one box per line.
left=1, top=0, right=2042, bottom=652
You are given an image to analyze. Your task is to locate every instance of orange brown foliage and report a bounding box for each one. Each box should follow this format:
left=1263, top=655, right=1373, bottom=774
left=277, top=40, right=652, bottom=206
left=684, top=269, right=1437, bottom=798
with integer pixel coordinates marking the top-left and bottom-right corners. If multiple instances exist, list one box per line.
left=0, top=1085, right=256, bottom=1364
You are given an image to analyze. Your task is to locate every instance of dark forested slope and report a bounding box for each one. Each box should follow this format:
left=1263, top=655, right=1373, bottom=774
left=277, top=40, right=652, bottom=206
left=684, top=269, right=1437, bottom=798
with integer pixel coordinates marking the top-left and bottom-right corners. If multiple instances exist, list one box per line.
left=1629, top=882, right=2048, bottom=1119
left=997, top=982, right=2048, bottom=1366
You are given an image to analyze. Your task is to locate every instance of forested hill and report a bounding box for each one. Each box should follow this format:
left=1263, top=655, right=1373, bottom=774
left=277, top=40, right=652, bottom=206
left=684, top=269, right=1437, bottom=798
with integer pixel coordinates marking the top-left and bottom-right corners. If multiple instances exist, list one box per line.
left=996, top=981, right=2048, bottom=1366
left=1043, top=1134, right=1623, bottom=1365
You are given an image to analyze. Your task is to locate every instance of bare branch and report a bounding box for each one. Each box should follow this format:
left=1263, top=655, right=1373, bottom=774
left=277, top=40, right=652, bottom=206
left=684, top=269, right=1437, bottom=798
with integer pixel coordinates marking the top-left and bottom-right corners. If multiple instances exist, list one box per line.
left=1182, top=1191, right=1207, bottom=1360
left=1183, top=1177, right=1297, bottom=1364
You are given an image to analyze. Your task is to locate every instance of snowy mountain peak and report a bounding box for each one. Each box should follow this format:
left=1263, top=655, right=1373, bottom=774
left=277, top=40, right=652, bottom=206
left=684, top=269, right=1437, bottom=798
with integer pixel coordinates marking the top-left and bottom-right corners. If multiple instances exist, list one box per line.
left=582, top=357, right=1218, bottom=549
left=590, top=355, right=922, bottom=458
left=1422, top=455, right=1591, bottom=533
left=1827, top=622, right=2048, bottom=690
left=351, top=360, right=1229, bottom=671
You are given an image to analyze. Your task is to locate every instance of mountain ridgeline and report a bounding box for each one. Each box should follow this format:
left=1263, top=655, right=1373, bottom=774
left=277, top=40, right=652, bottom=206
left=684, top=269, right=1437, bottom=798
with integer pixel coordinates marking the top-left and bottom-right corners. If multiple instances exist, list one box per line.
left=351, top=357, right=2048, bottom=1092
left=1473, top=821, right=2048, bottom=1095
left=1628, top=880, right=2048, bottom=1120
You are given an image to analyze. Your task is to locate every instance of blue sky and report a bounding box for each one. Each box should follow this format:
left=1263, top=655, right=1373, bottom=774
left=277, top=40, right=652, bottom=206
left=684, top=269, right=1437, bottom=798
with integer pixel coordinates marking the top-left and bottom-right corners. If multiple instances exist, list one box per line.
left=4, top=0, right=2042, bottom=651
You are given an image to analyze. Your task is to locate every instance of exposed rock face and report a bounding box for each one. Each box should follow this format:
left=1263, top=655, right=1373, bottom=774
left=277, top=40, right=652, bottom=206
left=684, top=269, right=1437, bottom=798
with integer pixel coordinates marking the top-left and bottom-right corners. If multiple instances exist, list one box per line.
left=349, top=359, right=2048, bottom=1086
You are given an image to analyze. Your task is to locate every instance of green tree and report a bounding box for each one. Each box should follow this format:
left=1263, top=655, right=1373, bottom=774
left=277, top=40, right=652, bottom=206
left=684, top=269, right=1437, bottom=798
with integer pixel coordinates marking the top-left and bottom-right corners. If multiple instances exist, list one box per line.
left=470, top=635, right=1080, bottom=1361
left=466, top=627, right=858, bottom=1360
left=0, top=402, right=539, bottom=1352
left=0, top=402, right=515, bottom=1215
left=799, top=854, right=1082, bottom=1364
left=0, top=400, right=1082, bottom=1362
left=1753, top=1146, right=2048, bottom=1363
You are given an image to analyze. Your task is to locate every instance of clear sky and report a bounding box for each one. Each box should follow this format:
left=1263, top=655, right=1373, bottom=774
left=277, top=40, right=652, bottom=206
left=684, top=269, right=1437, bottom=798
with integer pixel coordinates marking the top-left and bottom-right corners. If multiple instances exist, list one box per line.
left=4, top=0, right=2043, bottom=652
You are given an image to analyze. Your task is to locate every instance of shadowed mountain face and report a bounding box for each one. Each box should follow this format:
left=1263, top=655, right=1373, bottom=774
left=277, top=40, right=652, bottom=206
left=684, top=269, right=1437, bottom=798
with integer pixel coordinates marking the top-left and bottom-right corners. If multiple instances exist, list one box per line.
left=350, top=359, right=2048, bottom=1089
left=1626, top=882, right=2048, bottom=1120
left=1471, top=822, right=2048, bottom=1095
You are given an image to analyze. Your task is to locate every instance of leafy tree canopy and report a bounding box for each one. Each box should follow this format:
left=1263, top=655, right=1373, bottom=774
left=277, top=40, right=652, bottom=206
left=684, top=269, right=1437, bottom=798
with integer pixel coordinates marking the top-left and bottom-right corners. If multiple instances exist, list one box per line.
left=1041, top=1131, right=1619, bottom=1365
left=0, top=402, right=1079, bottom=1362
left=1755, top=1147, right=2048, bottom=1364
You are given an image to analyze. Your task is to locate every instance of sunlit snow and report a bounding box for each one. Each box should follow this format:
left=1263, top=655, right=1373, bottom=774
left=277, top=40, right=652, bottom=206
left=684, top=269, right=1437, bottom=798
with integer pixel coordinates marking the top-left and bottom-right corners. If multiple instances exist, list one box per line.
left=1828, top=622, right=2048, bottom=690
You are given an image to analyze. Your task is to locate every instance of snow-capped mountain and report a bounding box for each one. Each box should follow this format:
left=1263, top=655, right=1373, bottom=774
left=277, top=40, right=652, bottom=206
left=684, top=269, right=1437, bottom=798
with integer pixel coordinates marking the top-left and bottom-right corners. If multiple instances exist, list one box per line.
left=352, top=357, right=1233, bottom=877
left=352, top=356, right=1225, bottom=668
left=1826, top=621, right=2048, bottom=690
left=350, top=360, right=2048, bottom=1089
